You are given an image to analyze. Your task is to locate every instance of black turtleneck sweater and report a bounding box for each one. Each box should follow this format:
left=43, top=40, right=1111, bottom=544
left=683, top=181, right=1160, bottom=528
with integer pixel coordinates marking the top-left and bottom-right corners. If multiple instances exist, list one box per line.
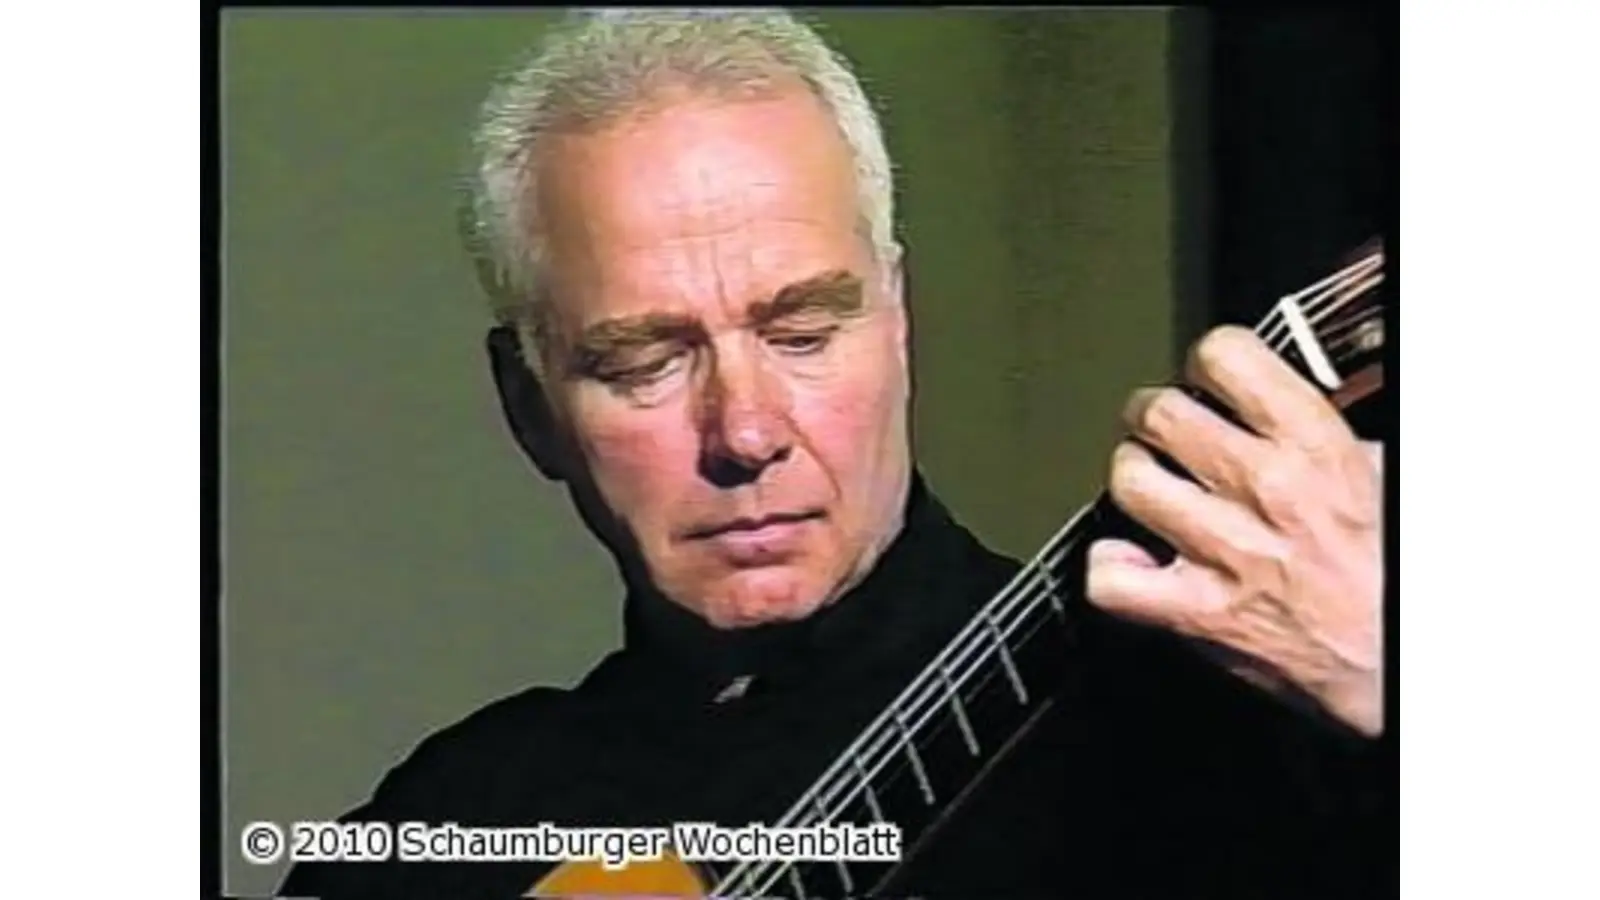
left=281, top=474, right=1390, bottom=899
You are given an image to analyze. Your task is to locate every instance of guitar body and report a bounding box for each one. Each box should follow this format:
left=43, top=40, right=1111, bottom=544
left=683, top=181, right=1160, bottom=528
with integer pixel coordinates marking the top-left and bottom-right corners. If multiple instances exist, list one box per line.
left=527, top=853, right=708, bottom=897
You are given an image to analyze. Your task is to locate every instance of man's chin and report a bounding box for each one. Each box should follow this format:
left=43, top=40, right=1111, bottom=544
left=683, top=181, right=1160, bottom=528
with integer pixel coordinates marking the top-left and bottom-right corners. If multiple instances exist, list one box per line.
left=697, top=570, right=835, bottom=630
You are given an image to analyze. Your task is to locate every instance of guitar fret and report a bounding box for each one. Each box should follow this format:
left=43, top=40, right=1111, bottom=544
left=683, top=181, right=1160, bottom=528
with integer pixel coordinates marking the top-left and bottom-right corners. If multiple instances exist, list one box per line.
left=936, top=662, right=982, bottom=756
left=834, top=858, right=855, bottom=894
left=1275, top=294, right=1342, bottom=391
left=851, top=754, right=887, bottom=822
left=805, top=796, right=855, bottom=895
left=892, top=707, right=937, bottom=805
left=982, top=608, right=1030, bottom=704
left=1039, top=558, right=1066, bottom=620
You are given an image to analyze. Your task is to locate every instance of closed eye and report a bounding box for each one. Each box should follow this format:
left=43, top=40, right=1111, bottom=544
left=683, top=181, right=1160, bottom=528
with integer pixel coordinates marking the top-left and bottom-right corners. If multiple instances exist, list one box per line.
left=599, top=351, right=685, bottom=388
left=766, top=328, right=837, bottom=356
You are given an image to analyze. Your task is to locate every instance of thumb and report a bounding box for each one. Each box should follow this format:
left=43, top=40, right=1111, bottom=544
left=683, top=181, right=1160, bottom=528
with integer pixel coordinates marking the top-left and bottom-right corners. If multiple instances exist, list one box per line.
left=1085, top=539, right=1224, bottom=635
left=1085, top=537, right=1171, bottom=621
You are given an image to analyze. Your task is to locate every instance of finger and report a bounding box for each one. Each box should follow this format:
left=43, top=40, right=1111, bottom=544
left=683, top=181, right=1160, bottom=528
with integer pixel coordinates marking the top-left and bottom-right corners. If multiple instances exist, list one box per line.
left=1122, top=385, right=1267, bottom=497
left=1085, top=538, right=1187, bottom=623
left=1088, top=537, right=1160, bottom=569
left=1086, top=543, right=1231, bottom=635
left=1107, top=440, right=1285, bottom=575
left=1184, top=325, right=1354, bottom=456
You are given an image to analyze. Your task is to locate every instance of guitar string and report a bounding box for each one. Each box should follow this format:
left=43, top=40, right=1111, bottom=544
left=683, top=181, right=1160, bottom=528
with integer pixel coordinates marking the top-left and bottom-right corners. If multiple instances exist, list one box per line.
left=724, top=256, right=1385, bottom=895
left=1257, top=256, right=1382, bottom=349
left=719, top=252, right=1385, bottom=895
left=1313, top=302, right=1382, bottom=346
left=1258, top=272, right=1382, bottom=354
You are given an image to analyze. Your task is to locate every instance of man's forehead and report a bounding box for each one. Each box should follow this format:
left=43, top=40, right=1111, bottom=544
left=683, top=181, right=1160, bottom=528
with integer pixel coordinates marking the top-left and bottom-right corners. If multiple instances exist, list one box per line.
left=535, top=91, right=856, bottom=234
left=557, top=222, right=864, bottom=300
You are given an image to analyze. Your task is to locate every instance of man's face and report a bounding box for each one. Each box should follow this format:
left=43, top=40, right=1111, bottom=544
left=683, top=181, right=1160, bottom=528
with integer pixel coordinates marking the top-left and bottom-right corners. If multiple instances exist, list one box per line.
left=531, top=86, right=911, bottom=629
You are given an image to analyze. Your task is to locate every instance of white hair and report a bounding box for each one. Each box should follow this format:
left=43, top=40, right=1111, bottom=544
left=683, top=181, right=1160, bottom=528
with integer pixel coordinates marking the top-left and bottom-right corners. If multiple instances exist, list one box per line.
left=460, top=8, right=897, bottom=350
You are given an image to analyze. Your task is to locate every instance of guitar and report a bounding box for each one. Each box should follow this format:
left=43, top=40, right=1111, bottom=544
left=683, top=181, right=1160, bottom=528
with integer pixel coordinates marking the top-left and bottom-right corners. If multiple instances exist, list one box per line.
left=528, top=240, right=1389, bottom=897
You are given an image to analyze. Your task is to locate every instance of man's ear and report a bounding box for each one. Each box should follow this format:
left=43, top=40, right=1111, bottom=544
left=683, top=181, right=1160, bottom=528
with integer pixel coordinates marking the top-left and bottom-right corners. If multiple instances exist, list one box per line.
left=888, top=241, right=906, bottom=303
left=486, top=325, right=569, bottom=483
left=885, top=242, right=913, bottom=375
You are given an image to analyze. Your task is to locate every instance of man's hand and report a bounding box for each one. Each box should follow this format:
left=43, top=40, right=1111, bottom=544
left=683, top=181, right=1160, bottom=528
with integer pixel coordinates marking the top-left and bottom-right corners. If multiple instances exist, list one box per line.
left=1086, top=325, right=1384, bottom=736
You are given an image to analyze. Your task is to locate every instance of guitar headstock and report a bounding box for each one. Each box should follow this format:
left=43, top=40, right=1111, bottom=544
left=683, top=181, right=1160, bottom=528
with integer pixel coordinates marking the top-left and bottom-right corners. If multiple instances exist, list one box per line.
left=1264, top=237, right=1386, bottom=411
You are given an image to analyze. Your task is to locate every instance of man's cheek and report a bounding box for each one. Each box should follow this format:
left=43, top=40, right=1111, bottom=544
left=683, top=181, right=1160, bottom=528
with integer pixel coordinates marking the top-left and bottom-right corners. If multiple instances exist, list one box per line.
left=582, top=425, right=681, bottom=517
left=793, top=397, right=881, bottom=487
left=809, top=362, right=896, bottom=434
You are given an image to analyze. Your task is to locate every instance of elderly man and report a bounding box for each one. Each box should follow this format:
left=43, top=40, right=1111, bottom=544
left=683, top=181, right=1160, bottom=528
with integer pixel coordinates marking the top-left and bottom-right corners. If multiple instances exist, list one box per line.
left=283, top=9, right=1386, bottom=899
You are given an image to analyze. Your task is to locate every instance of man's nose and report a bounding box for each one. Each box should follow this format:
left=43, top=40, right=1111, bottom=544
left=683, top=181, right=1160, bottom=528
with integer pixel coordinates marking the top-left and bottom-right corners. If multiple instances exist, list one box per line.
left=700, top=352, right=793, bottom=479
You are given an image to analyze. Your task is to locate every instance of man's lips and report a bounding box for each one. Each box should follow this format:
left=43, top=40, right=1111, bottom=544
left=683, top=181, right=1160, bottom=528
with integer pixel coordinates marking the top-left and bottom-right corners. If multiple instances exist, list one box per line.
left=685, top=510, right=824, bottom=541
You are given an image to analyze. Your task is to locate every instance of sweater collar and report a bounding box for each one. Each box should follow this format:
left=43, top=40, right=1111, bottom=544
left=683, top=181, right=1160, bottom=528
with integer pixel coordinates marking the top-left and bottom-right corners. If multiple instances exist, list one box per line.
left=618, top=471, right=980, bottom=692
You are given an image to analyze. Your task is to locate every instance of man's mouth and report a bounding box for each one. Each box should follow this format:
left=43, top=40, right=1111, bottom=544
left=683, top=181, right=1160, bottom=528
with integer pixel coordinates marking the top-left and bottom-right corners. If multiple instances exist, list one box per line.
left=687, top=510, right=824, bottom=541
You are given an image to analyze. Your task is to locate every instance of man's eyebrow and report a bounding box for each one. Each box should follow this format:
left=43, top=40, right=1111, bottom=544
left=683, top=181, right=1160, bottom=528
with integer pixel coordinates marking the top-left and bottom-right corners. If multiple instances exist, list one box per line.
left=749, top=269, right=866, bottom=326
left=569, top=313, right=700, bottom=372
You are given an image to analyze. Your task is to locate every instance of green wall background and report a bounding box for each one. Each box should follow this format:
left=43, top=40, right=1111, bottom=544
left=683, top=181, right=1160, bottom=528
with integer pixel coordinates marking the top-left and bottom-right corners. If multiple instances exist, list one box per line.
left=222, top=10, right=1181, bottom=895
